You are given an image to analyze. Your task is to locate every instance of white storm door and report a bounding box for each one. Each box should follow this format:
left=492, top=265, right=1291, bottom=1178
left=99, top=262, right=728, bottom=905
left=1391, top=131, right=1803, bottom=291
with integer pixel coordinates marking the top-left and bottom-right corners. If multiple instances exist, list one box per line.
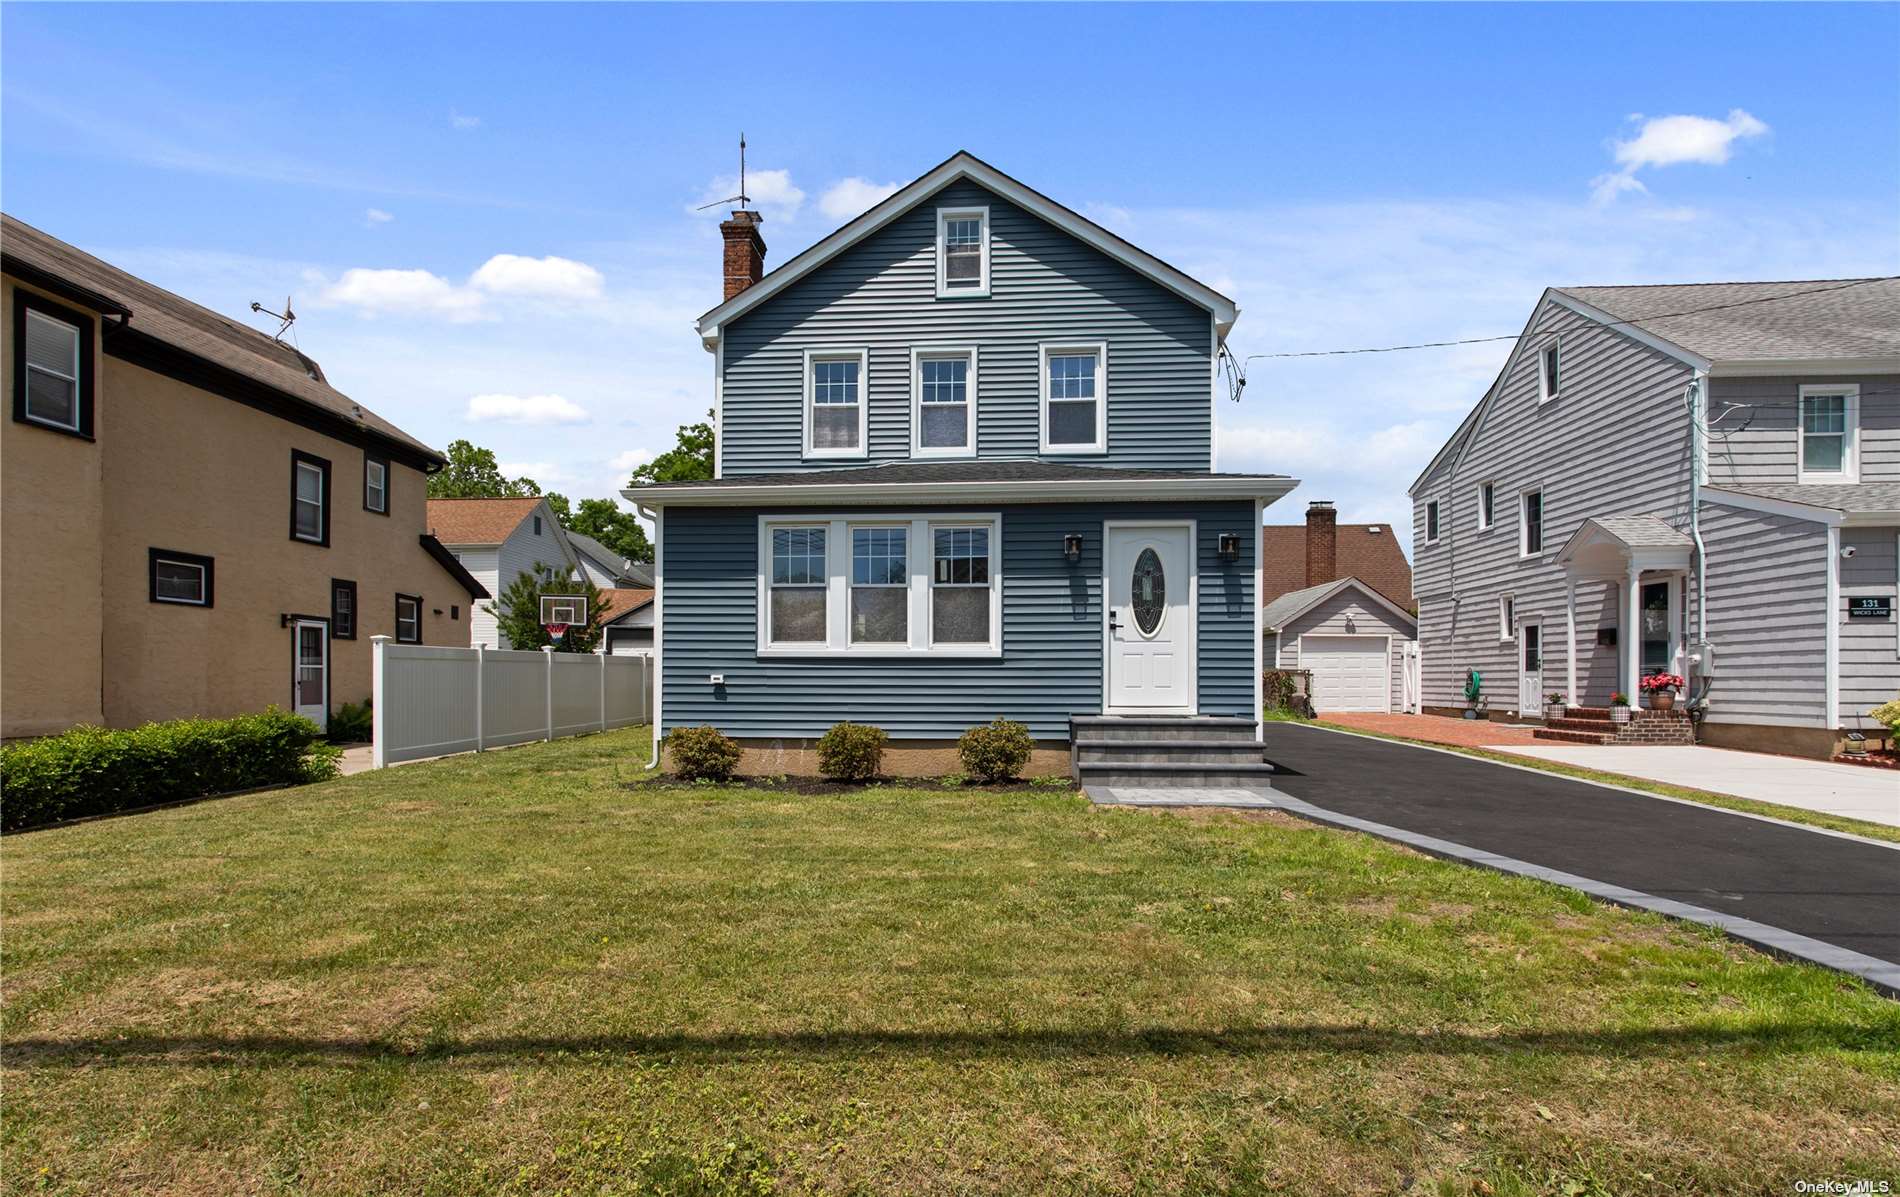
left=1105, top=523, right=1195, bottom=713
left=1518, top=622, right=1543, bottom=716
left=293, top=619, right=329, bottom=731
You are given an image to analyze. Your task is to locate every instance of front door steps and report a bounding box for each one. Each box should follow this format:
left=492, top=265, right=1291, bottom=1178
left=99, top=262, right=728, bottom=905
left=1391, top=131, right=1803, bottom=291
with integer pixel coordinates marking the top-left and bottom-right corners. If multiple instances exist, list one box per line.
left=1071, top=715, right=1276, bottom=807
left=1534, top=707, right=1695, bottom=746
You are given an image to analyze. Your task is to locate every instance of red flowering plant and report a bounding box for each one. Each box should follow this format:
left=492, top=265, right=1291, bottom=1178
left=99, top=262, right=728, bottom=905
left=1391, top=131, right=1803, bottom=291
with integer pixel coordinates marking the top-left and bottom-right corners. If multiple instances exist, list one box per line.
left=1640, top=672, right=1685, bottom=694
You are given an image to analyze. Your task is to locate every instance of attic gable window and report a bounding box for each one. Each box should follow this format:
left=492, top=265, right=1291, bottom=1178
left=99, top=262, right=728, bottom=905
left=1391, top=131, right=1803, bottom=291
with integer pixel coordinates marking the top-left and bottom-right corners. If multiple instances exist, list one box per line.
left=1538, top=340, right=1561, bottom=404
left=936, top=206, right=990, bottom=298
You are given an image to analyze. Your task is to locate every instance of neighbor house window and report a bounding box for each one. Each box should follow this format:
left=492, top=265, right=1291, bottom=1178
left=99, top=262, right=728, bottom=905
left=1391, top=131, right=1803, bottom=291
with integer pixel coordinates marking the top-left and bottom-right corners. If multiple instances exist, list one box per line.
left=13, top=291, right=97, bottom=438
left=290, top=450, right=330, bottom=545
left=912, top=347, right=976, bottom=456
left=1538, top=340, right=1561, bottom=403
left=364, top=455, right=388, bottom=514
left=936, top=206, right=990, bottom=297
left=1799, top=384, right=1859, bottom=483
left=768, top=526, right=829, bottom=645
left=148, top=548, right=213, bottom=607
left=395, top=593, right=422, bottom=644
left=759, top=514, right=1000, bottom=656
left=1425, top=500, right=1440, bottom=544
left=1040, top=342, right=1107, bottom=454
left=533, top=515, right=543, bottom=535
left=1499, top=594, right=1515, bottom=641
left=1520, top=489, right=1544, bottom=556
left=850, top=526, right=909, bottom=644
left=804, top=348, right=868, bottom=458
left=331, top=579, right=357, bottom=640
left=1478, top=482, right=1495, bottom=530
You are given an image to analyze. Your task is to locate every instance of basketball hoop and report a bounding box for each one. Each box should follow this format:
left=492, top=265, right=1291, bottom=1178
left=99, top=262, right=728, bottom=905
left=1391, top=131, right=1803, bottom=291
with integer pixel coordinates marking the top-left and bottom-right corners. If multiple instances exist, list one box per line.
left=538, top=594, right=587, bottom=648
left=543, top=622, right=570, bottom=643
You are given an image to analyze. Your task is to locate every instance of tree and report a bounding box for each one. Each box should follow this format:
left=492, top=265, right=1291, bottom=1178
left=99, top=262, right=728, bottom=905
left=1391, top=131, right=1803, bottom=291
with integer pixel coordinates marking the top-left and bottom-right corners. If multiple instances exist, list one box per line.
left=427, top=439, right=542, bottom=499
left=484, top=562, right=605, bottom=652
left=628, top=410, right=714, bottom=486
left=545, top=493, right=653, bottom=563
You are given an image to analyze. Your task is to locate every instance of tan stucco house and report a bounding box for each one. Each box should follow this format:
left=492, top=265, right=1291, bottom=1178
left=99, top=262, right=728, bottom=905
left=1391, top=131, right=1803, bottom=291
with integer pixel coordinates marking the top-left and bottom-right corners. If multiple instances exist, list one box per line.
left=1, top=214, right=487, bottom=738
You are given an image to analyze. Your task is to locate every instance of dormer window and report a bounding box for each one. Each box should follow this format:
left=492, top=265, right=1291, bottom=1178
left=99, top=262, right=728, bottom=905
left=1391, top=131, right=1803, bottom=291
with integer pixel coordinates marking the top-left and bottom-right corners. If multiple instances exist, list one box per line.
left=936, top=207, right=990, bottom=298
left=804, top=348, right=869, bottom=459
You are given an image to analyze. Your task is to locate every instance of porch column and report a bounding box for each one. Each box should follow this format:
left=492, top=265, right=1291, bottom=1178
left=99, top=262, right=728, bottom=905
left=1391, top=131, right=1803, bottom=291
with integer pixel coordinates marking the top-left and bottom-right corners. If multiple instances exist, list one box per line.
left=1565, top=580, right=1578, bottom=705
left=1623, top=566, right=1641, bottom=700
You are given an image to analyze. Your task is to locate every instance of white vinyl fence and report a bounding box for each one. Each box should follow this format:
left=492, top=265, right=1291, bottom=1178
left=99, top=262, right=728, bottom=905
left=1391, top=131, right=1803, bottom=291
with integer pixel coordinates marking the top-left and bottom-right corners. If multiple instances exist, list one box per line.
left=371, top=635, right=652, bottom=768
left=1401, top=640, right=1423, bottom=714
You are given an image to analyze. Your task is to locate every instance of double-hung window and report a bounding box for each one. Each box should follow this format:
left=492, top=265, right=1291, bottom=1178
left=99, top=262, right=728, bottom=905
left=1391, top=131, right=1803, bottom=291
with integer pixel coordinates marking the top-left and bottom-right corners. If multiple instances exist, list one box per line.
left=331, top=579, right=357, bottom=640
left=1798, top=384, right=1859, bottom=483
left=1538, top=340, right=1561, bottom=404
left=291, top=450, right=330, bottom=545
left=1425, top=500, right=1440, bottom=544
left=912, top=347, right=976, bottom=456
left=1520, top=488, right=1544, bottom=557
left=936, top=206, right=989, bottom=297
left=149, top=548, right=214, bottom=607
left=760, top=514, right=1000, bottom=656
left=804, top=348, right=868, bottom=458
left=18, top=307, right=86, bottom=434
left=1040, top=342, right=1107, bottom=454
left=1477, top=482, right=1496, bottom=531
left=1499, top=594, right=1515, bottom=641
left=364, top=455, right=389, bottom=514
left=395, top=593, right=422, bottom=644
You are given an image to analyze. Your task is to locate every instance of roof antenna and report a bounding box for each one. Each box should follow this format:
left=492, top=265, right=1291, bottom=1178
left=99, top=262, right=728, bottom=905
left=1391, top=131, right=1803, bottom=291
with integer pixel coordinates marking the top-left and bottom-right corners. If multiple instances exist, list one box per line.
left=250, top=296, right=296, bottom=342
left=695, top=133, right=752, bottom=211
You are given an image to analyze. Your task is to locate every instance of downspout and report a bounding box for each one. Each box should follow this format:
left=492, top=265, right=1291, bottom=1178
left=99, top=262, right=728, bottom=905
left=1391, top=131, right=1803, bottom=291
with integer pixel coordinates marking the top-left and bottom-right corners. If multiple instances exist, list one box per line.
left=638, top=502, right=663, bottom=770
left=1684, top=370, right=1712, bottom=711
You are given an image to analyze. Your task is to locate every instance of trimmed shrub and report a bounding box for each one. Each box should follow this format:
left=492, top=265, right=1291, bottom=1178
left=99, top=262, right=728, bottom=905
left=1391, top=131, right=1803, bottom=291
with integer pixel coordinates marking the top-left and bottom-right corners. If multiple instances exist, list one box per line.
left=668, top=725, right=742, bottom=781
left=816, top=722, right=887, bottom=781
left=0, top=708, right=339, bottom=833
left=329, top=698, right=373, bottom=744
left=958, top=718, right=1034, bottom=783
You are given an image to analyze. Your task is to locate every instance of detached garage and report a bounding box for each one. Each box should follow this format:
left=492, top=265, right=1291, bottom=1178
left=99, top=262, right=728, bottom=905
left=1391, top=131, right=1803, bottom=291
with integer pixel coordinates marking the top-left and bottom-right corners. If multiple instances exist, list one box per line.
left=1263, top=577, right=1418, bottom=714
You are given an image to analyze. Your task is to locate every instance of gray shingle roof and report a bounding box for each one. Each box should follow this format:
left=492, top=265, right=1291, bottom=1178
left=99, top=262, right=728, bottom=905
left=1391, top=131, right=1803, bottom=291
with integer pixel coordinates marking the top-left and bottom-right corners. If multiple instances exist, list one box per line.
left=1556, top=277, right=1900, bottom=362
left=631, top=460, right=1289, bottom=491
left=3, top=213, right=440, bottom=462
left=1707, top=483, right=1900, bottom=515
left=1260, top=576, right=1418, bottom=632
left=1584, top=514, right=1694, bottom=549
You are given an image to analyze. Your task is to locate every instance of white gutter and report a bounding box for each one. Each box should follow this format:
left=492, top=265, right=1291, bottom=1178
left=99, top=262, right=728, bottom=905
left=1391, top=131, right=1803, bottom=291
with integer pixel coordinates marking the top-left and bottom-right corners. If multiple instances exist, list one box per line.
left=622, top=475, right=1298, bottom=508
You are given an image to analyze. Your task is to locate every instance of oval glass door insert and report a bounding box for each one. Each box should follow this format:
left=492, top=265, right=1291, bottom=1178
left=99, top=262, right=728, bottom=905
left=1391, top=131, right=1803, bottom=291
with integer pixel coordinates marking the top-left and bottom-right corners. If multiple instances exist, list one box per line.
left=1131, top=547, right=1165, bottom=635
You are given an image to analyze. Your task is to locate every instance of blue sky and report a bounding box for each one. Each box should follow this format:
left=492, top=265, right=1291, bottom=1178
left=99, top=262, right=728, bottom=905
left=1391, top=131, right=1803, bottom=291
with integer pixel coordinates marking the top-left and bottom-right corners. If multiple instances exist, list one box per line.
left=5, top=2, right=1897, bottom=541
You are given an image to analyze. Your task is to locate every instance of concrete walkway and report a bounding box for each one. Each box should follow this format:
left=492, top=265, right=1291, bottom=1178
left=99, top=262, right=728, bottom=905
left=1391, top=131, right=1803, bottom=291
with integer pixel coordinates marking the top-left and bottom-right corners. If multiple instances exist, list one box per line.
left=1503, top=744, right=1900, bottom=829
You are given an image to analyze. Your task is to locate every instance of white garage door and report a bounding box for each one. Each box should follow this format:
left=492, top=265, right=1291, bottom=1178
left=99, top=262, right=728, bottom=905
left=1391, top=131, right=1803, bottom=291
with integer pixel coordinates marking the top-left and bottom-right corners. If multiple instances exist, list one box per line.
left=1302, top=636, right=1390, bottom=713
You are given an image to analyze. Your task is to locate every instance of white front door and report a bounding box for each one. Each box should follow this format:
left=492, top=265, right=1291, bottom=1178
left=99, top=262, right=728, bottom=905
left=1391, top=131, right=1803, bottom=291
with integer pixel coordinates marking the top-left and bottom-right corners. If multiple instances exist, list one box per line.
left=1105, top=523, right=1195, bottom=713
left=1302, top=635, right=1391, bottom=713
left=292, top=619, right=329, bottom=731
left=1518, top=622, right=1543, bottom=717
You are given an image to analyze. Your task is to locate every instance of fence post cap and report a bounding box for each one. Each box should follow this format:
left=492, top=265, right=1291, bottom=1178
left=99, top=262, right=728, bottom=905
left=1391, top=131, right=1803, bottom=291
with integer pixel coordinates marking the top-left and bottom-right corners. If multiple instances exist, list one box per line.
left=542, top=645, right=555, bottom=654
left=371, top=634, right=393, bottom=643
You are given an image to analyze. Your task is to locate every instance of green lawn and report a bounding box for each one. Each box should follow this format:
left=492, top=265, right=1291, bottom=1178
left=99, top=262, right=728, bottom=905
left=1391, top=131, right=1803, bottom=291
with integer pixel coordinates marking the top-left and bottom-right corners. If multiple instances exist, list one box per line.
left=4, top=726, right=1896, bottom=1195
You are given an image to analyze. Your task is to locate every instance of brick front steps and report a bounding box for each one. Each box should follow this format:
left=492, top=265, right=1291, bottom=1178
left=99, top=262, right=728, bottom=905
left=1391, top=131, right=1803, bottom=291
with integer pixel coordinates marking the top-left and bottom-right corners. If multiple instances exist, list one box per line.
left=1533, top=706, right=1694, bottom=746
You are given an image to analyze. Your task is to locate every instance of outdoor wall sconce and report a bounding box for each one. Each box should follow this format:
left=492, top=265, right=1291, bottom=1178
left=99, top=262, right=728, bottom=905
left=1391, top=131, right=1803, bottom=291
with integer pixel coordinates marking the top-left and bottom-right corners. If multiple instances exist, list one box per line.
left=1063, top=533, right=1084, bottom=563
left=1217, top=532, right=1242, bottom=561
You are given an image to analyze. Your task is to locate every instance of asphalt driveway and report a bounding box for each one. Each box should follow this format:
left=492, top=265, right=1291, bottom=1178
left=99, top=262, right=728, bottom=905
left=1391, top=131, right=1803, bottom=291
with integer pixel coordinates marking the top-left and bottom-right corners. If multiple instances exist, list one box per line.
left=1261, top=722, right=1900, bottom=972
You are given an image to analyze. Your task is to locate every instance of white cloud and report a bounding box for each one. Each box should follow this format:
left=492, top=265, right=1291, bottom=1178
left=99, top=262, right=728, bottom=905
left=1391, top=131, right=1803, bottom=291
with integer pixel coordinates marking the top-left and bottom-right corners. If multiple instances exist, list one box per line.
left=468, top=253, right=605, bottom=301
left=497, top=460, right=568, bottom=485
left=819, top=177, right=901, bottom=221
left=693, top=168, right=804, bottom=220
left=1591, top=109, right=1769, bottom=205
left=364, top=207, right=394, bottom=225
left=609, top=448, right=655, bottom=473
left=320, top=267, right=486, bottom=321
left=464, top=393, right=591, bottom=425
left=449, top=109, right=481, bottom=130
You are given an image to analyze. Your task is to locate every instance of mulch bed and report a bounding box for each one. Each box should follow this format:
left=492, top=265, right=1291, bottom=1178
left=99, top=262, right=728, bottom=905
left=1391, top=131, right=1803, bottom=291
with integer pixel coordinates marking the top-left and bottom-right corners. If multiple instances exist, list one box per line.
left=1832, top=750, right=1900, bottom=771
left=624, top=774, right=1074, bottom=795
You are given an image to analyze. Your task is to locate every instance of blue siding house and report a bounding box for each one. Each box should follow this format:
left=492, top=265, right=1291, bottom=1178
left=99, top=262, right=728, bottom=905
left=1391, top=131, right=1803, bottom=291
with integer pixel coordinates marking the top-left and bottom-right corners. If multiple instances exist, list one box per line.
left=627, top=153, right=1297, bottom=774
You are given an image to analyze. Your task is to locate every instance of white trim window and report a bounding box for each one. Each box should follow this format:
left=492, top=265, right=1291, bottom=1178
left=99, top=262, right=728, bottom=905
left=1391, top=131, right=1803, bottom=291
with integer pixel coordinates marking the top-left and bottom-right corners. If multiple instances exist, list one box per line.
left=1538, top=339, right=1562, bottom=404
left=364, top=457, right=388, bottom=513
left=22, top=309, right=82, bottom=431
left=1499, top=593, right=1515, bottom=641
left=850, top=525, right=909, bottom=645
left=1040, top=341, right=1107, bottom=454
left=1425, top=500, right=1441, bottom=545
left=803, top=348, right=869, bottom=459
left=153, top=556, right=209, bottom=605
left=758, top=513, right=1001, bottom=657
left=1477, top=481, right=1496, bottom=531
left=1798, top=384, right=1859, bottom=484
left=936, top=206, right=990, bottom=298
left=1519, top=488, right=1545, bottom=557
left=768, top=525, right=829, bottom=645
left=912, top=347, right=977, bottom=456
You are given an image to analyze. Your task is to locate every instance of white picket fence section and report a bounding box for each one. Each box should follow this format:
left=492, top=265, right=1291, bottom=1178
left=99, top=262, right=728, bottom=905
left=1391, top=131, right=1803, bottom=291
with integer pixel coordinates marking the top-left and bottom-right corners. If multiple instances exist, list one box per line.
left=370, top=635, right=652, bottom=768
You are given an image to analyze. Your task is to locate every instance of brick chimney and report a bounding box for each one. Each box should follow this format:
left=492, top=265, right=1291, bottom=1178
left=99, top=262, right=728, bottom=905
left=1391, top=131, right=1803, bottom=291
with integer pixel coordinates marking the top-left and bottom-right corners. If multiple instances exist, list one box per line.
left=720, top=209, right=766, bottom=301
left=1304, top=500, right=1338, bottom=587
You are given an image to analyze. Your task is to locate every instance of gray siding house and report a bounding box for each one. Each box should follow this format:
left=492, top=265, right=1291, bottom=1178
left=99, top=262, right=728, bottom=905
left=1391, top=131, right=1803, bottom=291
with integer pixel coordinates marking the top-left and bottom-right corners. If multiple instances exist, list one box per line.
left=627, top=153, right=1296, bottom=773
left=1411, top=277, right=1900, bottom=757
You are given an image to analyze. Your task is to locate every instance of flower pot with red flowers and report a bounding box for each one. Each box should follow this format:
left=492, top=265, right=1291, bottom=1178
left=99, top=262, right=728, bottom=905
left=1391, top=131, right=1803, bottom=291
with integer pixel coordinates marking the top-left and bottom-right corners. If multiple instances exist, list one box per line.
left=1543, top=692, right=1568, bottom=721
left=1610, top=693, right=1632, bottom=724
left=1640, top=673, right=1685, bottom=712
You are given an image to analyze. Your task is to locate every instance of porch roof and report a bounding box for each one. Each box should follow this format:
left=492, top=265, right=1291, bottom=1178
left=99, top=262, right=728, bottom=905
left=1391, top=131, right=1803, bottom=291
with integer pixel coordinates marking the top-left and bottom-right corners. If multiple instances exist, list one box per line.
left=1705, top=482, right=1900, bottom=525
left=1555, top=514, right=1693, bottom=577
left=625, top=460, right=1298, bottom=507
